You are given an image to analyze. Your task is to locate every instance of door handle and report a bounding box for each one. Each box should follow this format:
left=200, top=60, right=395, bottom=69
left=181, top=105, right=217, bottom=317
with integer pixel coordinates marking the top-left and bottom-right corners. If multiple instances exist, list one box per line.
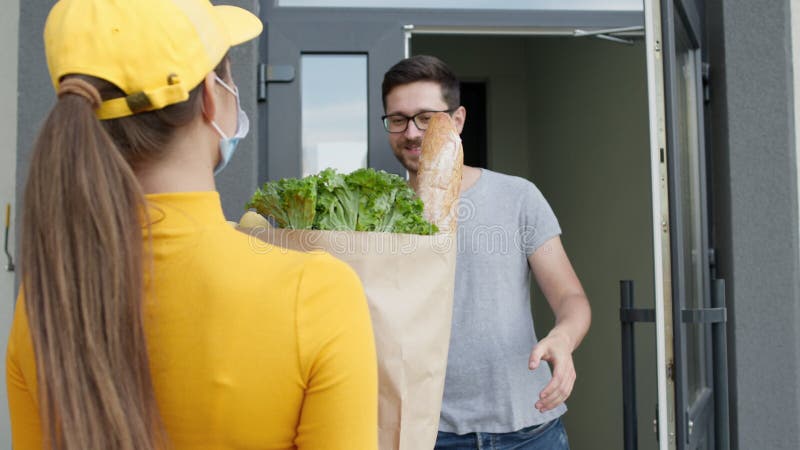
left=620, top=280, right=656, bottom=450
left=711, top=279, right=731, bottom=450
left=4, top=203, right=14, bottom=272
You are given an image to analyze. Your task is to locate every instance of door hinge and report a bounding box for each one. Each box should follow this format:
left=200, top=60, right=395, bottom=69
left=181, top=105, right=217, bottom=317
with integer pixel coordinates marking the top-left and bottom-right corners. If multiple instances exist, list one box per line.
left=702, top=62, right=711, bottom=103
left=653, top=403, right=660, bottom=435
left=257, top=63, right=296, bottom=103
left=708, top=247, right=716, bottom=270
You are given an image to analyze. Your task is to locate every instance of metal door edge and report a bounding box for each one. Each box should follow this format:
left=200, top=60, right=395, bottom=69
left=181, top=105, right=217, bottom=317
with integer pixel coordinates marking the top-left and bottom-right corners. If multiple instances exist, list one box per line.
left=644, top=0, right=677, bottom=449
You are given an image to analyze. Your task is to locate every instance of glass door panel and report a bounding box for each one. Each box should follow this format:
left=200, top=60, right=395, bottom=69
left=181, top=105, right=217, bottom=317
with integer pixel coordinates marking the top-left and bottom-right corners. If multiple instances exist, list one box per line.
left=300, top=54, right=368, bottom=176
left=661, top=0, right=717, bottom=448
left=673, top=18, right=709, bottom=410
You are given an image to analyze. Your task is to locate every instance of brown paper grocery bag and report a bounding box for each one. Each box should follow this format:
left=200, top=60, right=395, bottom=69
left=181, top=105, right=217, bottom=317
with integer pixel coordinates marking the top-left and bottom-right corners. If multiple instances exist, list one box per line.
left=241, top=226, right=456, bottom=450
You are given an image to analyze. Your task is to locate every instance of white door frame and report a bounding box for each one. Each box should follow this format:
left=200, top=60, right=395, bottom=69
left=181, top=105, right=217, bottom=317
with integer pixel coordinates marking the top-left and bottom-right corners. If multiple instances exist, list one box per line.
left=643, top=0, right=675, bottom=448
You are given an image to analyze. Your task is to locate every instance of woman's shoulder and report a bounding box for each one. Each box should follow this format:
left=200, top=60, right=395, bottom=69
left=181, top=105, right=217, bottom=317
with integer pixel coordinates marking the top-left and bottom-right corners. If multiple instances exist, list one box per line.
left=295, top=251, right=364, bottom=304
left=215, top=225, right=362, bottom=298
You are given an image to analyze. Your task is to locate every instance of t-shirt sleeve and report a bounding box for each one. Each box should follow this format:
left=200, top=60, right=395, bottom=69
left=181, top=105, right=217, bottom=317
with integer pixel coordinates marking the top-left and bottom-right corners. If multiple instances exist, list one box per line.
left=294, top=253, right=378, bottom=450
left=519, top=181, right=562, bottom=256
left=6, top=293, right=45, bottom=450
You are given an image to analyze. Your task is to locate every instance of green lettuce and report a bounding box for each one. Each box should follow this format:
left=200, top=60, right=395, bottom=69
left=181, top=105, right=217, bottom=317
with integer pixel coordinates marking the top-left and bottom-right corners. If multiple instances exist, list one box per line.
left=246, top=168, right=438, bottom=235
left=315, top=168, right=359, bottom=231
left=246, top=176, right=317, bottom=229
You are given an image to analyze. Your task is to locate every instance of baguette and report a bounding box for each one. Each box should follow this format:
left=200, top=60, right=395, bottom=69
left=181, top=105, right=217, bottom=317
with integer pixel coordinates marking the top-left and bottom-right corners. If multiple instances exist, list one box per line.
left=417, top=112, right=463, bottom=234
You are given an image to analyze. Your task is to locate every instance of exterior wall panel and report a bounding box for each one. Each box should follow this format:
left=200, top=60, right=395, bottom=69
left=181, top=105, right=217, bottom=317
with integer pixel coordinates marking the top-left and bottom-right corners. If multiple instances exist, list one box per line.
left=1, top=1, right=20, bottom=446
left=707, top=0, right=800, bottom=448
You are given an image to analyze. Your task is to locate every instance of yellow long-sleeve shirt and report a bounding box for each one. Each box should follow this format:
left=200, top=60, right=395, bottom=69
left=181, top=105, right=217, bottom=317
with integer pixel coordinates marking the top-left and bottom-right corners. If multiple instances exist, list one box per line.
left=6, top=191, right=378, bottom=450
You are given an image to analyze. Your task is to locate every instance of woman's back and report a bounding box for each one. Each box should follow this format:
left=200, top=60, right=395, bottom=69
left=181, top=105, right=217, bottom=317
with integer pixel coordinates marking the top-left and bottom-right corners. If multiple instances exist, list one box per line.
left=8, top=191, right=378, bottom=449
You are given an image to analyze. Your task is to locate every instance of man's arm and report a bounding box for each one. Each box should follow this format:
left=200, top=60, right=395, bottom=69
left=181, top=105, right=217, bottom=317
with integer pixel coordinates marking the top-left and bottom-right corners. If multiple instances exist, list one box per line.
left=527, top=236, right=591, bottom=413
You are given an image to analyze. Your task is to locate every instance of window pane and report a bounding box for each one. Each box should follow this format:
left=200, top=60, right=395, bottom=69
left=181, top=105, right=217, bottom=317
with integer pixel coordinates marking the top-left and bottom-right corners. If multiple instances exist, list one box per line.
left=278, top=0, right=642, bottom=11
left=301, top=54, right=368, bottom=177
left=674, top=19, right=708, bottom=406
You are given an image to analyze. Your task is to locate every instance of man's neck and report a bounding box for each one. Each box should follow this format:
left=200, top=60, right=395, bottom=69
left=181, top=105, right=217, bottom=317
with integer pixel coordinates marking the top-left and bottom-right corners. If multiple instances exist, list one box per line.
left=408, top=171, right=420, bottom=192
left=460, top=165, right=481, bottom=193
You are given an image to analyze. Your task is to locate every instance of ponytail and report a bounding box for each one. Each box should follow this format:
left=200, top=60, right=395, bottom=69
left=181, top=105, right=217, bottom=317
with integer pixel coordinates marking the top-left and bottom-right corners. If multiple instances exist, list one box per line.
left=21, top=78, right=163, bottom=450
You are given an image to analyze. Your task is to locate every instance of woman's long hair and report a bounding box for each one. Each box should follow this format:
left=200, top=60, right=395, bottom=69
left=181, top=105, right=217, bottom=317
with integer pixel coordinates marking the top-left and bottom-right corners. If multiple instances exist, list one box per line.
left=21, top=58, right=229, bottom=450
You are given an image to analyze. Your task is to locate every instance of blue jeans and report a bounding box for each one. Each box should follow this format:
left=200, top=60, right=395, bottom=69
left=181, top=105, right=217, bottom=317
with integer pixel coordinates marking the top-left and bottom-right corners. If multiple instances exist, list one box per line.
left=435, top=418, right=570, bottom=450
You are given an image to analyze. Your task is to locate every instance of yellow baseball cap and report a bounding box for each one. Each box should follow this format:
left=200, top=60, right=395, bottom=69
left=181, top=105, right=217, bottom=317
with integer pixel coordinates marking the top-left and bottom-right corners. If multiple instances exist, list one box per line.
left=44, top=0, right=263, bottom=120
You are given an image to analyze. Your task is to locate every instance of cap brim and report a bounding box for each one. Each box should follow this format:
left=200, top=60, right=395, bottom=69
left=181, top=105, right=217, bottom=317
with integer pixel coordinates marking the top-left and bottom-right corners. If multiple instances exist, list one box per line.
left=215, top=5, right=263, bottom=46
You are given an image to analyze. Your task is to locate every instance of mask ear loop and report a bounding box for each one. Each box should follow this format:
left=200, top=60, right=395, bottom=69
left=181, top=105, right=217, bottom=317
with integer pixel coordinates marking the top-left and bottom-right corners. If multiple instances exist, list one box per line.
left=214, top=75, right=238, bottom=96
left=202, top=75, right=233, bottom=139
left=209, top=120, right=229, bottom=140
left=211, top=75, right=245, bottom=140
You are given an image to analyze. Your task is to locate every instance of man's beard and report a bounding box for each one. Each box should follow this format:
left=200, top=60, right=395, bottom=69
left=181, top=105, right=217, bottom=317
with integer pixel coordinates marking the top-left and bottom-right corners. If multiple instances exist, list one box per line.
left=397, top=137, right=423, bottom=172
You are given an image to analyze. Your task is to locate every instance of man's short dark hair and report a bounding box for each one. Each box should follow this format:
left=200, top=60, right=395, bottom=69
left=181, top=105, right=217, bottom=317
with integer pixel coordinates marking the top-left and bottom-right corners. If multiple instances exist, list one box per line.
left=382, top=55, right=460, bottom=111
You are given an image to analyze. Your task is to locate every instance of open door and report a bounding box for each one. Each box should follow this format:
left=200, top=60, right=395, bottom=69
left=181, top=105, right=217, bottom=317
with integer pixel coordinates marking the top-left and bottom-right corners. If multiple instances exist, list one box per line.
left=646, top=0, right=729, bottom=448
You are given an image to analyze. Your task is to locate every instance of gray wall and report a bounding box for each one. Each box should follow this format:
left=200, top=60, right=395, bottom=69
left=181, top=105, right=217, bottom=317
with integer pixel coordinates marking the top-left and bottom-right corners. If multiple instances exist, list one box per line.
left=793, top=0, right=800, bottom=298
left=413, top=35, right=655, bottom=450
left=794, top=1, right=800, bottom=445
left=216, top=0, right=262, bottom=220
left=1, top=0, right=20, bottom=446
left=706, top=0, right=800, bottom=449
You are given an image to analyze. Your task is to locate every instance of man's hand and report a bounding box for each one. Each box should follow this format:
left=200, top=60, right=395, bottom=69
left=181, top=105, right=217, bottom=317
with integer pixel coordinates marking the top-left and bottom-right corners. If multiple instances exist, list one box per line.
left=529, top=331, right=576, bottom=413
left=527, top=237, right=590, bottom=413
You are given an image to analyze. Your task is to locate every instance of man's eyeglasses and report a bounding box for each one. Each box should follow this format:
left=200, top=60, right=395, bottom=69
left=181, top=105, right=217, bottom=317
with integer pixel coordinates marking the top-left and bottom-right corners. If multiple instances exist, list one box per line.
left=381, top=110, right=455, bottom=133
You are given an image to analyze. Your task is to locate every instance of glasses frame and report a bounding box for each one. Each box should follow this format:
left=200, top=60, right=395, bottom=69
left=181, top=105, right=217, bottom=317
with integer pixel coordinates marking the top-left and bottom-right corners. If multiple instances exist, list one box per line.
left=381, top=109, right=456, bottom=133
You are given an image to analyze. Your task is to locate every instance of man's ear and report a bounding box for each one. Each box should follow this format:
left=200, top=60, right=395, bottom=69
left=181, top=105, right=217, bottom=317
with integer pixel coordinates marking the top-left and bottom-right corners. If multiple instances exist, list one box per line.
left=200, top=72, right=218, bottom=123
left=453, top=106, right=467, bottom=134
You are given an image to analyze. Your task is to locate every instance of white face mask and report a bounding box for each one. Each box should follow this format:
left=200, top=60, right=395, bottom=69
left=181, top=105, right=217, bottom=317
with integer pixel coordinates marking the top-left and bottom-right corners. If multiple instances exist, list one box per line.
left=209, top=75, right=249, bottom=176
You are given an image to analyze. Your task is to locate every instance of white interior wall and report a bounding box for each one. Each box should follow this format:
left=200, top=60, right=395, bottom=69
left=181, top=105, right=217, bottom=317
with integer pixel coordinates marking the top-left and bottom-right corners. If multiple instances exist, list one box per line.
left=524, top=37, right=656, bottom=450
left=0, top=0, right=20, bottom=447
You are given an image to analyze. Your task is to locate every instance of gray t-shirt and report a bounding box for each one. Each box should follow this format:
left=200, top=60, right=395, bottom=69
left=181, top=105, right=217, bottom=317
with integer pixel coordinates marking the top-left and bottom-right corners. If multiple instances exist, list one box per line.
left=439, top=169, right=567, bottom=434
